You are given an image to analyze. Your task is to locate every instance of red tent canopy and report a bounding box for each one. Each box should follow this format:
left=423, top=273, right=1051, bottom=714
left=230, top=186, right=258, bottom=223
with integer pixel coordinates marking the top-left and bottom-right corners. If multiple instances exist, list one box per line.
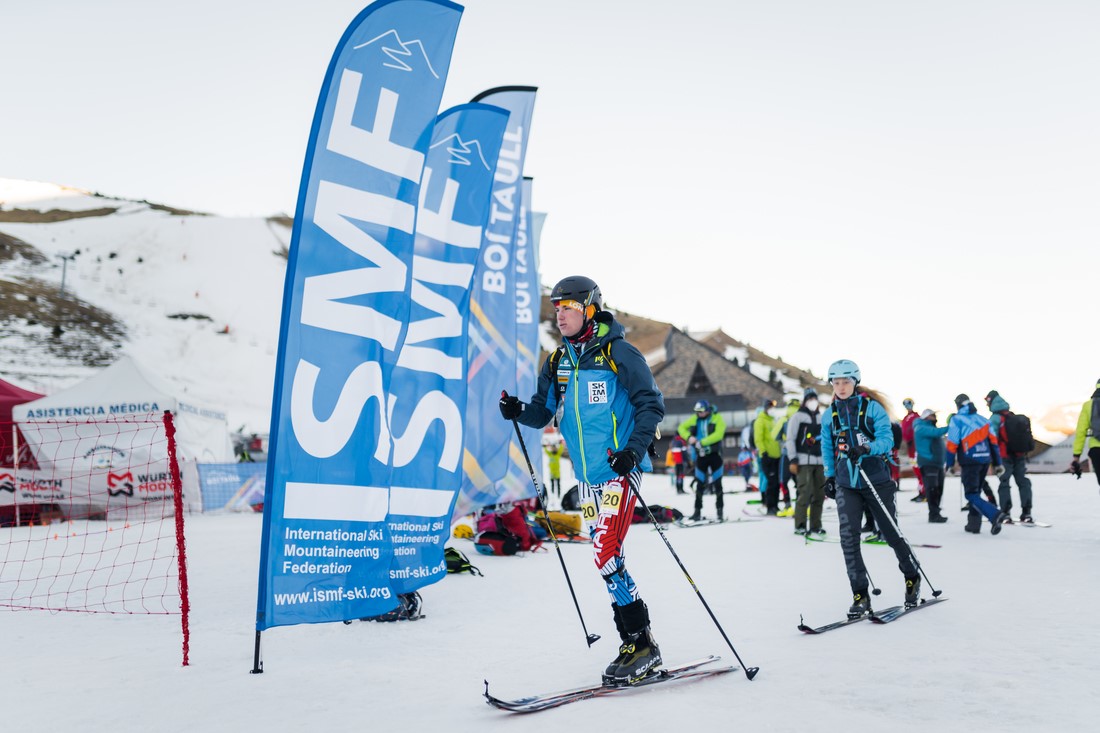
left=0, top=377, right=44, bottom=467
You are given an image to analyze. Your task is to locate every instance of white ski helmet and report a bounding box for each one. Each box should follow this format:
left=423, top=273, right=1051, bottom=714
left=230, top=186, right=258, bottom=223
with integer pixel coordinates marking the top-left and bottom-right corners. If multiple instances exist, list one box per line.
left=827, top=359, right=861, bottom=384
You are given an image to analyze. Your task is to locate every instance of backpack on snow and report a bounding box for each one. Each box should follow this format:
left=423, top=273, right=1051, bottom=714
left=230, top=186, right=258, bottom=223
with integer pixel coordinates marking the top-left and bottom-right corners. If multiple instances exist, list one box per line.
left=444, top=546, right=482, bottom=576
left=633, top=504, right=683, bottom=524
left=473, top=505, right=541, bottom=556
left=1000, top=411, right=1036, bottom=455
left=560, top=485, right=581, bottom=511
left=535, top=510, right=584, bottom=537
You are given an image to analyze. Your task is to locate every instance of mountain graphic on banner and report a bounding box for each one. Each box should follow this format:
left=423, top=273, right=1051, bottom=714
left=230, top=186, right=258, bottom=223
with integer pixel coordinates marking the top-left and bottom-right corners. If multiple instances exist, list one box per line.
left=429, top=133, right=493, bottom=169
left=354, top=30, right=441, bottom=77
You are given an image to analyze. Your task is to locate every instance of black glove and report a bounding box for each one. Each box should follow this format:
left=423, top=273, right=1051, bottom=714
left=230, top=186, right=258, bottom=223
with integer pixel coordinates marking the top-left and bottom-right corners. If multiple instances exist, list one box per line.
left=1071, top=458, right=1082, bottom=479
left=847, top=443, right=870, bottom=461
left=823, top=476, right=837, bottom=499
left=498, top=394, right=524, bottom=420
left=607, top=449, right=638, bottom=476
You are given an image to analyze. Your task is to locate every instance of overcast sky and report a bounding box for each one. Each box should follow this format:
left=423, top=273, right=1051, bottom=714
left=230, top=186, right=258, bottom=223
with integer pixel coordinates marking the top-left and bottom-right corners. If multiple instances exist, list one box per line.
left=2, top=0, right=1095, bottom=420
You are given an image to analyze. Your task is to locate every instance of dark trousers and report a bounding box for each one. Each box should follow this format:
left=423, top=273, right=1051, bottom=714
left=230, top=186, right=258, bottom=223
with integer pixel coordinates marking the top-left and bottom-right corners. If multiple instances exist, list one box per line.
left=1091, top=447, right=1100, bottom=486
left=836, top=479, right=918, bottom=592
left=693, top=452, right=724, bottom=515
left=961, top=463, right=999, bottom=529
left=921, top=464, right=945, bottom=517
left=760, top=455, right=781, bottom=511
left=997, top=455, right=1032, bottom=513
left=793, top=464, right=825, bottom=531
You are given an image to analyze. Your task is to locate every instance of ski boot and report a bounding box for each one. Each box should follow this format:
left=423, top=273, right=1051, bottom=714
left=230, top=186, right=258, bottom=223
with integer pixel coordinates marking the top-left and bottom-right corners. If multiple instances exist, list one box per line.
left=716, top=507, right=724, bottom=522
left=1020, top=506, right=1033, bottom=524
left=847, top=590, right=872, bottom=620
left=991, top=510, right=1010, bottom=535
left=904, top=575, right=921, bottom=609
left=603, top=600, right=662, bottom=685
left=928, top=512, right=948, bottom=523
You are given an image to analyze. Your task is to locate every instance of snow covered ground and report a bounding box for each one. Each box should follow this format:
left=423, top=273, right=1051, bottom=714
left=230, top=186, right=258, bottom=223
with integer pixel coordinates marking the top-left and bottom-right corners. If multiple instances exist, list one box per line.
left=5, top=471, right=1098, bottom=732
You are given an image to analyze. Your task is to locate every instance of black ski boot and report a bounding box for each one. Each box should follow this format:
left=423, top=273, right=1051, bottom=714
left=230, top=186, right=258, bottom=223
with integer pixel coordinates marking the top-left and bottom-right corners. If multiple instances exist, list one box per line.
left=1020, top=506, right=1033, bottom=524
left=603, top=599, right=662, bottom=685
left=928, top=512, right=948, bottom=523
left=991, top=510, right=1010, bottom=535
left=904, top=575, right=921, bottom=609
left=847, top=590, right=872, bottom=620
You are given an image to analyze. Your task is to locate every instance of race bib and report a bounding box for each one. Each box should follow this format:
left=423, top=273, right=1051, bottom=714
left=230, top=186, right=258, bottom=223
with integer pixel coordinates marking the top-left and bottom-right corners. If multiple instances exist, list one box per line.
left=599, top=485, right=624, bottom=514
left=580, top=500, right=598, bottom=522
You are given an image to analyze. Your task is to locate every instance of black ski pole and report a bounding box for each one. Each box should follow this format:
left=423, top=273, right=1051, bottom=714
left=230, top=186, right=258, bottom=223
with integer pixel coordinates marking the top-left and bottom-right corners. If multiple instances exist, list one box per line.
left=506, top=395, right=600, bottom=647
left=865, top=568, right=882, bottom=597
left=856, top=460, right=942, bottom=598
left=611, top=451, right=759, bottom=681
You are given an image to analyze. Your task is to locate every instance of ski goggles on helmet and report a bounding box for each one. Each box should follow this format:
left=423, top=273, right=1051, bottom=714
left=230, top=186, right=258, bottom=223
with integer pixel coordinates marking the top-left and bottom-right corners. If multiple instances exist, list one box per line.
left=553, top=299, right=586, bottom=312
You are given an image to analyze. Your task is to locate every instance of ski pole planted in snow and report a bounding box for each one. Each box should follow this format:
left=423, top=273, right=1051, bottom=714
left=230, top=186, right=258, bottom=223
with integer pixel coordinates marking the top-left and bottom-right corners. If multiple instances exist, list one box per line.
left=506, top=393, right=600, bottom=647
left=855, top=460, right=943, bottom=599
left=609, top=450, right=759, bottom=681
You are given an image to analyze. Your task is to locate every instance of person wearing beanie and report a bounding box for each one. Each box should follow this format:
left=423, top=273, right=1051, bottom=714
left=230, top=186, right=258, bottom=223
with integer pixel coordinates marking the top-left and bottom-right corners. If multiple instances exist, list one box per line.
left=754, top=397, right=783, bottom=515
left=985, top=391, right=1035, bottom=522
left=1071, top=378, right=1100, bottom=487
left=912, top=409, right=949, bottom=522
left=785, top=388, right=826, bottom=535
left=899, top=397, right=925, bottom=501
left=946, top=395, right=1010, bottom=534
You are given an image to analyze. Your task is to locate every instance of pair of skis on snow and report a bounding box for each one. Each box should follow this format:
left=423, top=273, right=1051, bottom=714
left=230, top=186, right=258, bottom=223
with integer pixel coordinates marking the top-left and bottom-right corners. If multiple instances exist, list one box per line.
left=798, top=596, right=948, bottom=634
left=484, top=655, right=734, bottom=713
left=486, top=599, right=950, bottom=713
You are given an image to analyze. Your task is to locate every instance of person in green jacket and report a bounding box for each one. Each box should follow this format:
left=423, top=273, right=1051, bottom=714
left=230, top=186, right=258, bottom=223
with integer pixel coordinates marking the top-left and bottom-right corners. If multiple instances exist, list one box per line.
left=544, top=438, right=565, bottom=497
left=755, top=398, right=782, bottom=515
left=1071, top=378, right=1100, bottom=487
left=773, top=397, right=801, bottom=512
left=678, top=399, right=726, bottom=521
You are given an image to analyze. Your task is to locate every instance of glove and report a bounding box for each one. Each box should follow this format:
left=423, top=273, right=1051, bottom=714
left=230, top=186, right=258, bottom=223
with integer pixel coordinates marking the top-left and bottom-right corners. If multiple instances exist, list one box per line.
left=607, top=449, right=637, bottom=476
left=1071, top=458, right=1082, bottom=479
left=847, top=443, right=870, bottom=461
left=823, top=477, right=837, bottom=499
left=498, top=393, right=524, bottom=420
left=994, top=464, right=1006, bottom=477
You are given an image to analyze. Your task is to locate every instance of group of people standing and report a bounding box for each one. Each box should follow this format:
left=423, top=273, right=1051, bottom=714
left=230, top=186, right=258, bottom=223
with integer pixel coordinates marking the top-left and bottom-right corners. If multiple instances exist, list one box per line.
left=501, top=273, right=1096, bottom=684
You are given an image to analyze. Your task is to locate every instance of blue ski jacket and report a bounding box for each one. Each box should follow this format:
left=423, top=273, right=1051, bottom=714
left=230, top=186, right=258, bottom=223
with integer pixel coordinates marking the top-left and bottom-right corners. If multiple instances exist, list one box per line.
left=820, top=395, right=893, bottom=489
left=945, top=403, right=1001, bottom=468
left=517, top=317, right=664, bottom=485
left=912, top=418, right=949, bottom=468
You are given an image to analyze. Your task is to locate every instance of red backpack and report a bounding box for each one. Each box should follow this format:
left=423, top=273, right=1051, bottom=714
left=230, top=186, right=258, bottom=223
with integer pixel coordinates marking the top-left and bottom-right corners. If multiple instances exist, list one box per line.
left=474, top=505, right=541, bottom=555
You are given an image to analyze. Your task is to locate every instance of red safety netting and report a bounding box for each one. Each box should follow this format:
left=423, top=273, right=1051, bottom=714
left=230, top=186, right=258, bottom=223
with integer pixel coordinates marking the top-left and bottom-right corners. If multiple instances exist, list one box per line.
left=1, top=412, right=189, bottom=664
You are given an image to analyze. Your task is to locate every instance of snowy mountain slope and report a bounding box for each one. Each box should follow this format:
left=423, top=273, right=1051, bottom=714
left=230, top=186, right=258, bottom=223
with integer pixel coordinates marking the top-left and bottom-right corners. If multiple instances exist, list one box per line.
left=0, top=179, right=288, bottom=432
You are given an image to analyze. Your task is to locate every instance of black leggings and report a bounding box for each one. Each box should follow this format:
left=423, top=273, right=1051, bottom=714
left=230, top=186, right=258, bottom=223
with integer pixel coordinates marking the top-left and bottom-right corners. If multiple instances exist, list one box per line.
left=1090, top=447, right=1100, bottom=486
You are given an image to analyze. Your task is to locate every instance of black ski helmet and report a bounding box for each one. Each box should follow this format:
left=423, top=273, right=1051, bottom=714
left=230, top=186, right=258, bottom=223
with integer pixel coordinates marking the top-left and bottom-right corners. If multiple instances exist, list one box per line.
left=550, top=275, right=603, bottom=318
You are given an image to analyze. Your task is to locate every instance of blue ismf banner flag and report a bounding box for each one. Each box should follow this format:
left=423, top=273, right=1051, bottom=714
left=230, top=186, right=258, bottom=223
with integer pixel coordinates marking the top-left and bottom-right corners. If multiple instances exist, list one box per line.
left=256, top=0, right=463, bottom=631
left=387, top=102, right=508, bottom=594
left=456, top=86, right=537, bottom=518
left=514, top=176, right=542, bottom=481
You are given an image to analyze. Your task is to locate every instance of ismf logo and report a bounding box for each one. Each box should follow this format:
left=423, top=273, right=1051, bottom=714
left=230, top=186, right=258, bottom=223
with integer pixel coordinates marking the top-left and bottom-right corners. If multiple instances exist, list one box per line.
left=0, top=472, right=14, bottom=493
left=107, top=471, right=135, bottom=497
